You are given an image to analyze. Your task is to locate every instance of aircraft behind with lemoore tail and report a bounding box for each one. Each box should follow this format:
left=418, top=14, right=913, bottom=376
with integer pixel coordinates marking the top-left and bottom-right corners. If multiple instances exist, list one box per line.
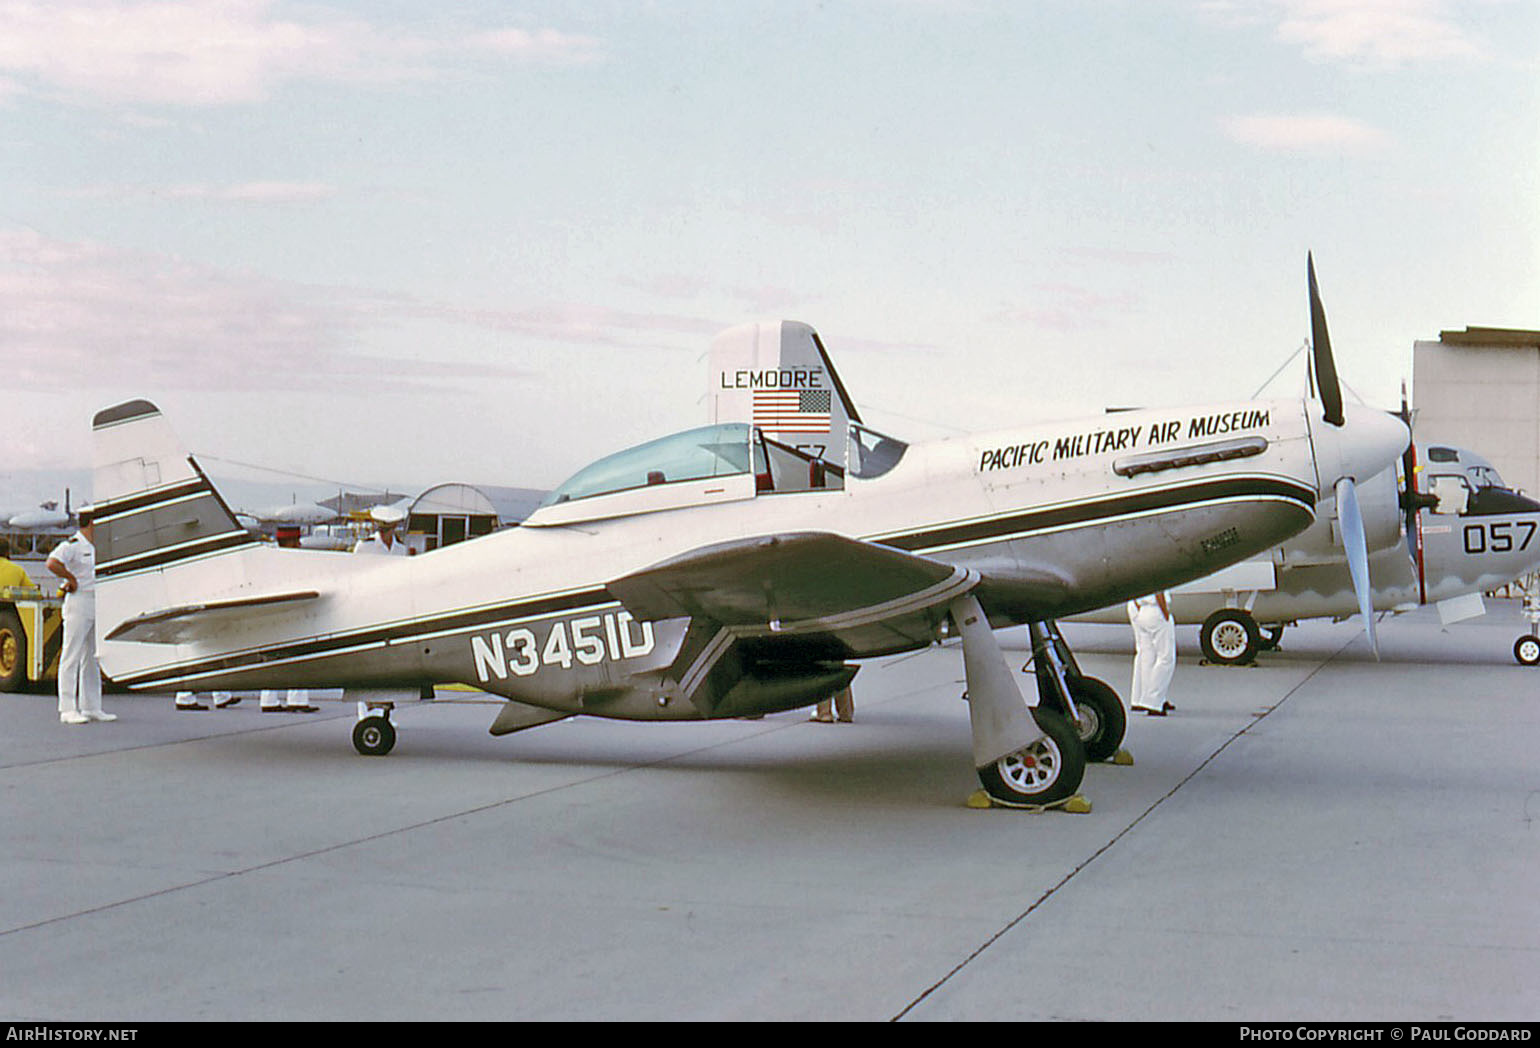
left=89, top=257, right=1407, bottom=806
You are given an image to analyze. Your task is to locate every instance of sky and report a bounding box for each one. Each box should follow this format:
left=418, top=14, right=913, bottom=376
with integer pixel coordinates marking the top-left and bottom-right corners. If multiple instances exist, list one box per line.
left=2, top=0, right=1536, bottom=504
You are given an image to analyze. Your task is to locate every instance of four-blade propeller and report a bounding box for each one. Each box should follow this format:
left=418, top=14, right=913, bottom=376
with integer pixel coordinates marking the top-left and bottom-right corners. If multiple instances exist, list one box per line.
left=1309, top=252, right=1382, bottom=659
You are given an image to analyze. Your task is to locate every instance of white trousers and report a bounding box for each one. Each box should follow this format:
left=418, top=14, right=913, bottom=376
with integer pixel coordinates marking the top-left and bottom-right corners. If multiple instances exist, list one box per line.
left=1130, top=604, right=1176, bottom=711
left=260, top=689, right=310, bottom=709
left=58, top=595, right=102, bottom=716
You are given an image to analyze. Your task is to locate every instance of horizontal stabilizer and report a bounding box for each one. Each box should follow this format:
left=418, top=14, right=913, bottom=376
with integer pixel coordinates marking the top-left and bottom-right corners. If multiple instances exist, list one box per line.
left=104, top=589, right=323, bottom=644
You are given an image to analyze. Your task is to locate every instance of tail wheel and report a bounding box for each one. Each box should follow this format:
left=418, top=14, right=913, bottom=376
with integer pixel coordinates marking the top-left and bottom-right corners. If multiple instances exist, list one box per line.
left=1200, top=609, right=1260, bottom=665
left=0, top=607, right=26, bottom=693
left=1067, top=676, right=1126, bottom=762
left=977, top=707, right=1086, bottom=807
left=352, top=715, right=396, bottom=756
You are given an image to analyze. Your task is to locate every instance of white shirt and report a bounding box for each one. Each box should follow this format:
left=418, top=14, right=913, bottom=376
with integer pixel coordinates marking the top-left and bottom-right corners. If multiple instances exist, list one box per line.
left=47, top=531, right=95, bottom=595
left=353, top=534, right=408, bottom=556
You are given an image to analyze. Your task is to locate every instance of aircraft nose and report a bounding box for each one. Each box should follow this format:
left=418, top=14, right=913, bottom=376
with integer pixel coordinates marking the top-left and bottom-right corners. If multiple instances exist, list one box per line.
left=1312, top=403, right=1410, bottom=491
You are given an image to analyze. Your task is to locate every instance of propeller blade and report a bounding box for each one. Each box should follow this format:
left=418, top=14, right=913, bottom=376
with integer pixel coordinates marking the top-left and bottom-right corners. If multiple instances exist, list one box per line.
left=1396, top=381, right=1431, bottom=602
left=1399, top=384, right=1419, bottom=546
left=1336, top=476, right=1379, bottom=659
left=1308, top=253, right=1345, bottom=427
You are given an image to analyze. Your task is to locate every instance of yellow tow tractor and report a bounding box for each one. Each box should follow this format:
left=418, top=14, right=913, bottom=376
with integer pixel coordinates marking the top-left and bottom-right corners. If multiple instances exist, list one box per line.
left=0, top=585, right=63, bottom=692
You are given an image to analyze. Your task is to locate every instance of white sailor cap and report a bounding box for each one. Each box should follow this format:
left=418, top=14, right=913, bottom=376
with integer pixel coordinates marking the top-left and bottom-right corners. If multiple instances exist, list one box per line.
left=369, top=504, right=406, bottom=526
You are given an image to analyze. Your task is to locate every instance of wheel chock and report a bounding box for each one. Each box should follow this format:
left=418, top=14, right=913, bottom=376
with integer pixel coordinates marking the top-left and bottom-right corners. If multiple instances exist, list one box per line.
left=966, top=790, right=1092, bottom=813
left=1110, top=748, right=1134, bottom=766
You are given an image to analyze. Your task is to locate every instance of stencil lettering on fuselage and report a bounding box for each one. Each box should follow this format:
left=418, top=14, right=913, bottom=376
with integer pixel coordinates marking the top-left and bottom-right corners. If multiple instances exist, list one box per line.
left=978, top=409, right=1272, bottom=473
left=470, top=611, right=656, bottom=682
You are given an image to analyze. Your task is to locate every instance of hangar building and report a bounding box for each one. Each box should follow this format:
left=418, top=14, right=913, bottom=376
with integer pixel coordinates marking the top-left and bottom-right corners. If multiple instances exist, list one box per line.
left=406, top=483, right=545, bottom=551
left=1413, top=327, right=1540, bottom=498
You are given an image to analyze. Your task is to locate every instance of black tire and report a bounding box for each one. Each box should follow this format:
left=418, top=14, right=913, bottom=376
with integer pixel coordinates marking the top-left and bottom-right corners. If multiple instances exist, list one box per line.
left=1515, top=635, right=1540, bottom=667
left=352, top=716, right=396, bottom=756
left=0, top=606, right=26, bottom=693
left=1067, top=675, right=1126, bottom=762
left=977, top=707, right=1086, bottom=807
left=1259, top=625, right=1285, bottom=652
left=1200, top=609, right=1260, bottom=665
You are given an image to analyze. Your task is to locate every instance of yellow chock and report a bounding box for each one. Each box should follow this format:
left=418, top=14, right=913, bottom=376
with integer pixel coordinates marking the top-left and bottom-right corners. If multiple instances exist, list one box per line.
left=1111, top=748, right=1134, bottom=766
left=966, top=790, right=1092, bottom=813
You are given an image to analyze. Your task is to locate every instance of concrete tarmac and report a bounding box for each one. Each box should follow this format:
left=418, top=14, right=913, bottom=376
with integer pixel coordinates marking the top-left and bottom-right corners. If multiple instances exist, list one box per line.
left=1, top=603, right=1537, bottom=1021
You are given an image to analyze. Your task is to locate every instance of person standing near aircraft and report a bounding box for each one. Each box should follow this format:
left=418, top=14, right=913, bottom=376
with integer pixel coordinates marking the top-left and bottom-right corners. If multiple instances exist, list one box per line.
left=47, top=506, right=113, bottom=724
left=809, top=685, right=854, bottom=723
left=259, top=526, right=320, bottom=712
left=353, top=505, right=409, bottom=555
left=0, top=538, right=34, bottom=590
left=1128, top=590, right=1176, bottom=716
left=260, top=688, right=317, bottom=713
left=175, top=690, right=239, bottom=710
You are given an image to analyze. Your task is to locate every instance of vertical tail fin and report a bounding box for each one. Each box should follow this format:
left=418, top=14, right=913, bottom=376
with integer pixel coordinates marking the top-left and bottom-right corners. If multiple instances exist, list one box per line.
left=92, top=400, right=257, bottom=580
left=706, top=320, right=860, bottom=470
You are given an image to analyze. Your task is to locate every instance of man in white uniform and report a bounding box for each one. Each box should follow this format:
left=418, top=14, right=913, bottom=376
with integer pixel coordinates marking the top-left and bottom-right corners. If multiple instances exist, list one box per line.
left=352, top=505, right=409, bottom=556
left=47, top=506, right=114, bottom=724
left=263, top=525, right=320, bottom=712
left=1127, top=590, right=1176, bottom=716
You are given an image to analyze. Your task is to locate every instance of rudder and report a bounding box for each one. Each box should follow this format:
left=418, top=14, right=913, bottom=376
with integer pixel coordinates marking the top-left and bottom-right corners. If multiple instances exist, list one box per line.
left=92, top=399, right=257, bottom=581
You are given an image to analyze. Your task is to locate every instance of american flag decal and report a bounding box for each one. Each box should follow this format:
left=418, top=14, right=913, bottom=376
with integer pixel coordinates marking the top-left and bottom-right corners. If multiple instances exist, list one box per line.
left=752, top=388, right=832, bottom=433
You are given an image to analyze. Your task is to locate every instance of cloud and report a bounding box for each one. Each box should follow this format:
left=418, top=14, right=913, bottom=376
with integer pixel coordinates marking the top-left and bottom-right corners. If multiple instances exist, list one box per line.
left=0, top=1, right=603, bottom=107
left=0, top=228, right=715, bottom=396
left=1272, top=0, right=1486, bottom=66
left=1220, top=112, right=1391, bottom=151
left=1203, top=0, right=1489, bottom=68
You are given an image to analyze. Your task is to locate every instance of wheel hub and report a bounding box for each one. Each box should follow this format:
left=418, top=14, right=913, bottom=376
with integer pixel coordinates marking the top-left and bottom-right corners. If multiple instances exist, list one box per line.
left=1213, top=623, right=1249, bottom=658
left=998, top=737, right=1061, bottom=793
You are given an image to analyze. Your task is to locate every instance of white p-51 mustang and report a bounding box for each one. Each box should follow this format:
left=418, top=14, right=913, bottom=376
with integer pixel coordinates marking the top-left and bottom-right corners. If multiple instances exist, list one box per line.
left=91, top=259, right=1407, bottom=806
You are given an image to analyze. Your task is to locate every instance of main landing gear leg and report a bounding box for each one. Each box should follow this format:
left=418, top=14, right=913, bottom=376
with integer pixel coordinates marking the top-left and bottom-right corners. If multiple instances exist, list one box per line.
left=950, top=595, right=1086, bottom=808
left=1025, top=620, right=1127, bottom=764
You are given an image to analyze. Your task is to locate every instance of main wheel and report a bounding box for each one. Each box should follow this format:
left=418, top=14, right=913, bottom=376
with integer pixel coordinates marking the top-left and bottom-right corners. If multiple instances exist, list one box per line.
left=1515, top=635, right=1540, bottom=667
left=1067, top=676, right=1126, bottom=762
left=352, top=715, right=396, bottom=756
left=1200, top=609, right=1260, bottom=666
left=0, top=607, right=26, bottom=693
left=977, top=707, right=1086, bottom=807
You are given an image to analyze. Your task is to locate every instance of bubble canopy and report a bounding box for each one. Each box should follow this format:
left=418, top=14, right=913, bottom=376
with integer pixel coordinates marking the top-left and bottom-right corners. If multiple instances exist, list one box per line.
left=542, top=424, right=754, bottom=507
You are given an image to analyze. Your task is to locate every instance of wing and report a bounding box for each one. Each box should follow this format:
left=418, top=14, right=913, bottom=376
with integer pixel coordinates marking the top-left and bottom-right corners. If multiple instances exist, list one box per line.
left=607, top=532, right=977, bottom=717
